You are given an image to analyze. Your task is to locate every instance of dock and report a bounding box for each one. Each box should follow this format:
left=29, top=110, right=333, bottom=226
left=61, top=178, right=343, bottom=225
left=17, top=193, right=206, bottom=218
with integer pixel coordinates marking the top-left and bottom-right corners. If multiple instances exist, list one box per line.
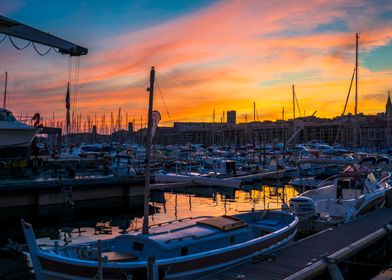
left=209, top=208, right=392, bottom=280
left=0, top=175, right=146, bottom=208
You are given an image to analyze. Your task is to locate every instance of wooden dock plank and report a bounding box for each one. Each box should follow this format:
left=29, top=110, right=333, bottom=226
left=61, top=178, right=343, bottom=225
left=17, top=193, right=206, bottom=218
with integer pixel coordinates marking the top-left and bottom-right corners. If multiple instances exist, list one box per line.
left=209, top=208, right=392, bottom=280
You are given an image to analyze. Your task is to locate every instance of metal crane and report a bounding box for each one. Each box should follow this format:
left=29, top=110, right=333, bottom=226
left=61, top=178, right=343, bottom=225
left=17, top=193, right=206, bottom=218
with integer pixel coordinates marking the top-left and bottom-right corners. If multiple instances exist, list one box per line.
left=0, top=15, right=87, bottom=56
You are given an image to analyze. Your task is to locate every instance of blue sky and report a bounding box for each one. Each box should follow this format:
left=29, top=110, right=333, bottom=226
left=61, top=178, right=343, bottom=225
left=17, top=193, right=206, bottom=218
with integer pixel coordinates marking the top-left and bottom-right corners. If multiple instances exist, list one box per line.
left=1, top=0, right=392, bottom=126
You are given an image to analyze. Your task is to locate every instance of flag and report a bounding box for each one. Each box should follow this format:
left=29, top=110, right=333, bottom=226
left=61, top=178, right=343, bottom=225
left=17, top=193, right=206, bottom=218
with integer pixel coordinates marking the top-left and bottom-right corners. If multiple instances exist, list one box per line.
left=151, top=110, right=161, bottom=138
left=65, top=82, right=70, bottom=110
left=65, top=83, right=70, bottom=133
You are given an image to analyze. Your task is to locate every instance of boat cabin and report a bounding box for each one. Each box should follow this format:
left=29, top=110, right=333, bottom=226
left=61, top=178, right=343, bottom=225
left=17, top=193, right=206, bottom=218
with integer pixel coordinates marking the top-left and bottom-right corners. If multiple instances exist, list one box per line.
left=0, top=109, right=17, bottom=123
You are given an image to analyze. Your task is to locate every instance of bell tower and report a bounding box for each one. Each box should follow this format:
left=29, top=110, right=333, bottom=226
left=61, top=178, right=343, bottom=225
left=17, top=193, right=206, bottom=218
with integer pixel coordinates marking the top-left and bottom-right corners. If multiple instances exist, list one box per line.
left=386, top=91, right=392, bottom=118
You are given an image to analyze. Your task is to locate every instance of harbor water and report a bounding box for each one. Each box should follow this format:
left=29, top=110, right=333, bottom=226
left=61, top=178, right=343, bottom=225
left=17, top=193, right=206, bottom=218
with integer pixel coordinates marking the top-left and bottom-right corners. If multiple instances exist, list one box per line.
left=0, top=184, right=298, bottom=279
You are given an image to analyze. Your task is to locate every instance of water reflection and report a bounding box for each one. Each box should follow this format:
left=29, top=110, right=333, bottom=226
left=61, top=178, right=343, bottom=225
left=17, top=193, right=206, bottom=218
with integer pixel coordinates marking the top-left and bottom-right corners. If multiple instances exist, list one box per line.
left=0, top=184, right=298, bottom=279
left=145, top=185, right=298, bottom=228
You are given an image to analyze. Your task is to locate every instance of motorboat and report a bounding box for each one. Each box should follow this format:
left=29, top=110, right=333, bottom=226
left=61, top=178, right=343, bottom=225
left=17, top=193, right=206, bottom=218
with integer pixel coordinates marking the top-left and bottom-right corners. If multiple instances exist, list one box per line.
left=290, top=168, right=391, bottom=226
left=0, top=109, right=38, bottom=158
left=22, top=210, right=297, bottom=279
left=289, top=173, right=333, bottom=189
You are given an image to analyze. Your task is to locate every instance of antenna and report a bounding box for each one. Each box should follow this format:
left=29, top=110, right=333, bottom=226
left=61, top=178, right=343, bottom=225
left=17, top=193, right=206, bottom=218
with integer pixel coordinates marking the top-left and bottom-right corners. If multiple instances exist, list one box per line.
left=253, top=102, right=256, bottom=122
left=3, top=72, right=7, bottom=109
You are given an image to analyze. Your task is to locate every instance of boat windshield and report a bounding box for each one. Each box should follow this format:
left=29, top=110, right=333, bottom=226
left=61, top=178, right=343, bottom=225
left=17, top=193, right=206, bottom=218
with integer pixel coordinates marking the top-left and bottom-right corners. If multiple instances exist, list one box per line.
left=0, top=110, right=17, bottom=122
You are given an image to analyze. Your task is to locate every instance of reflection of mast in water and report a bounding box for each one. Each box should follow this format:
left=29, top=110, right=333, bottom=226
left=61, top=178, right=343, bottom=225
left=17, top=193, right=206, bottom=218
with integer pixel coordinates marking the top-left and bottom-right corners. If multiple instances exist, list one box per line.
left=188, top=194, right=192, bottom=211
left=174, top=194, right=178, bottom=220
left=163, top=196, right=167, bottom=214
left=262, top=186, right=266, bottom=209
left=251, top=190, right=256, bottom=212
left=223, top=194, right=227, bottom=215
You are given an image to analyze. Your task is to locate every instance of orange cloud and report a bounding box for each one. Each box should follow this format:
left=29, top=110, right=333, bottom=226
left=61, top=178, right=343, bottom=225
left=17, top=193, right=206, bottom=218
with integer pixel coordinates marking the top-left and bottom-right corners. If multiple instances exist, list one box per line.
left=2, top=0, right=392, bottom=129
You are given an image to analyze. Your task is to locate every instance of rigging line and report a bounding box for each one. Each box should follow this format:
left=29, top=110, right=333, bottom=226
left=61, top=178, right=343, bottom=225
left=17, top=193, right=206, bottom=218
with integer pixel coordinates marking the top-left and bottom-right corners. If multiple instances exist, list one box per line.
left=156, top=78, right=173, bottom=124
left=0, top=34, right=7, bottom=43
left=72, top=57, right=80, bottom=113
left=72, top=65, right=79, bottom=129
left=294, top=92, right=302, bottom=117
left=68, top=56, right=73, bottom=83
left=32, top=42, right=52, bottom=56
left=8, top=35, right=31, bottom=50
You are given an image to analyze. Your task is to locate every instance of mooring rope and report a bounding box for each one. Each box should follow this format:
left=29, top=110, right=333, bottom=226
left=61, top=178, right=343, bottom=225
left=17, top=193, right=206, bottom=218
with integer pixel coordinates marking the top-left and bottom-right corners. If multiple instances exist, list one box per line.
left=32, top=42, right=52, bottom=56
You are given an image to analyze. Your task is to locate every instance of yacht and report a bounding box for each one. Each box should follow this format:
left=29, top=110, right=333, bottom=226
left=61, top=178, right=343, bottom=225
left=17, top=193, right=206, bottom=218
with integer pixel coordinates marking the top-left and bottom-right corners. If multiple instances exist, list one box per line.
left=0, top=109, right=38, bottom=158
left=290, top=166, right=391, bottom=226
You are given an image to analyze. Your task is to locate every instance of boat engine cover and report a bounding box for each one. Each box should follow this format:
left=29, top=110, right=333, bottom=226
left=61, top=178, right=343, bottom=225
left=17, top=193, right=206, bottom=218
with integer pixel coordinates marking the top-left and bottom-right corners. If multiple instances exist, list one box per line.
left=289, top=196, right=316, bottom=217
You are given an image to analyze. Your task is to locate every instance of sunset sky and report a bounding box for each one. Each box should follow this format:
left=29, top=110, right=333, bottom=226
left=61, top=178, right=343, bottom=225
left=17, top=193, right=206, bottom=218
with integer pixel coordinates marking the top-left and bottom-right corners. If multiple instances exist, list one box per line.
left=1, top=0, right=392, bottom=128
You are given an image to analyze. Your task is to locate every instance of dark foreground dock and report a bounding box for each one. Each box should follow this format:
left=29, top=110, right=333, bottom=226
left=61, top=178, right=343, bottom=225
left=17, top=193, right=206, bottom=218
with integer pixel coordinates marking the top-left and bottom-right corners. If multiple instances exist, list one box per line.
left=0, top=175, right=145, bottom=208
left=209, top=208, right=392, bottom=280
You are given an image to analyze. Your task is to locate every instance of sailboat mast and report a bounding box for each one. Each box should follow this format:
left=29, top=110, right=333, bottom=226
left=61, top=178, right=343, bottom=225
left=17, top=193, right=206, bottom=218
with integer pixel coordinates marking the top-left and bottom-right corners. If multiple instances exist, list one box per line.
left=3, top=72, right=7, bottom=109
left=142, top=66, right=155, bottom=235
left=292, top=85, right=296, bottom=145
left=355, top=33, right=359, bottom=115
left=253, top=102, right=256, bottom=122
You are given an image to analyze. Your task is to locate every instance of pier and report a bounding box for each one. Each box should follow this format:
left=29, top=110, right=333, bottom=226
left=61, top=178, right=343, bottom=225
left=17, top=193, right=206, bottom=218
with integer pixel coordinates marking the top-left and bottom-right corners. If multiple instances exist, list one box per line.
left=0, top=175, right=145, bottom=208
left=210, top=207, right=392, bottom=280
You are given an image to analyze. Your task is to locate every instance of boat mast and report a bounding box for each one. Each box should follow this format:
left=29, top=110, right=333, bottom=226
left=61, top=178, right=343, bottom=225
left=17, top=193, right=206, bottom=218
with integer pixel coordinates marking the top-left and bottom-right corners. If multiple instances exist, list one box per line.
left=355, top=33, right=359, bottom=115
left=142, top=66, right=155, bottom=235
left=253, top=102, right=256, bottom=122
left=353, top=33, right=359, bottom=148
left=3, top=72, right=7, bottom=109
left=292, top=85, right=296, bottom=146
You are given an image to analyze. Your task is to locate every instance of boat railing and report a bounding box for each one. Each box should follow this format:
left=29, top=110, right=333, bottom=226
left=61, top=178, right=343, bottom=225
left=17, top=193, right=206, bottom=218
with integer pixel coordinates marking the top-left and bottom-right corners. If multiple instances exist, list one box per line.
left=266, top=201, right=285, bottom=210
left=315, top=174, right=341, bottom=189
left=134, top=216, right=211, bottom=232
left=165, top=235, right=197, bottom=243
left=368, top=173, right=391, bottom=191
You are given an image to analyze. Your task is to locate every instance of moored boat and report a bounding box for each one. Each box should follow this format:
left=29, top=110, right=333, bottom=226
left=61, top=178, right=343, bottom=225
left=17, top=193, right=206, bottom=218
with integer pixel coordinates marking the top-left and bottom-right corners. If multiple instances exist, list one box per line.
left=22, top=210, right=297, bottom=279
left=290, top=168, right=391, bottom=227
left=0, top=109, right=38, bottom=158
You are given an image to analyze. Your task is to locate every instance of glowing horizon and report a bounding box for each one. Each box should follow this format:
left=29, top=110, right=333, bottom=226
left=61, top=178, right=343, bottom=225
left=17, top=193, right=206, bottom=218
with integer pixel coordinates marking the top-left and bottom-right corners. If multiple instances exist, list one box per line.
left=1, top=0, right=392, bottom=129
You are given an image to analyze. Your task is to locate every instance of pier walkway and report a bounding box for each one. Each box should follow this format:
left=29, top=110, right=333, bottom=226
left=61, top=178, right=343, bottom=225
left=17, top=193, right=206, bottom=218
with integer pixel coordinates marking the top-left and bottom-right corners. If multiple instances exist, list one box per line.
left=209, top=208, right=392, bottom=280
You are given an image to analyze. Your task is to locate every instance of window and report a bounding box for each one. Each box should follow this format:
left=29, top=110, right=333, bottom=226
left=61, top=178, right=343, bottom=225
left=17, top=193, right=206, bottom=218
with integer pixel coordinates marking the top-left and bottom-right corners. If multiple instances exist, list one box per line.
left=133, top=242, right=144, bottom=252
left=181, top=247, right=188, bottom=256
left=0, top=111, right=17, bottom=122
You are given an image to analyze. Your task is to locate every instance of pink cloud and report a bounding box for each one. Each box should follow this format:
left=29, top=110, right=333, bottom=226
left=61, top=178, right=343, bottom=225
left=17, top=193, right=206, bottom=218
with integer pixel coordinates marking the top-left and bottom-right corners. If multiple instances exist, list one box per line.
left=2, top=0, right=392, bottom=127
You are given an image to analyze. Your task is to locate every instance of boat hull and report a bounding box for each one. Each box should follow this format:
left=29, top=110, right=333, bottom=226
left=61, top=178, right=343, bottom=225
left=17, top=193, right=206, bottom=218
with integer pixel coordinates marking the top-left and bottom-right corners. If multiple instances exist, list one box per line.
left=25, top=217, right=297, bottom=280
left=37, top=226, right=296, bottom=280
left=0, top=127, right=37, bottom=158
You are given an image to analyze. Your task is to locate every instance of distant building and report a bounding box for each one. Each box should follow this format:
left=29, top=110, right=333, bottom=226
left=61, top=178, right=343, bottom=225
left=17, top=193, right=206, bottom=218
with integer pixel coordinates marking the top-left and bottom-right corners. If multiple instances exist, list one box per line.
left=227, top=110, right=236, bottom=125
left=128, top=122, right=133, bottom=133
left=386, top=91, right=392, bottom=119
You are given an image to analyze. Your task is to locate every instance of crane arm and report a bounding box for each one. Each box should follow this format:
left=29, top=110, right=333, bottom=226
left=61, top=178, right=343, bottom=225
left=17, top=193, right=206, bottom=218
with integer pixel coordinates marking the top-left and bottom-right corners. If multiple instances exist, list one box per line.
left=0, top=15, right=87, bottom=56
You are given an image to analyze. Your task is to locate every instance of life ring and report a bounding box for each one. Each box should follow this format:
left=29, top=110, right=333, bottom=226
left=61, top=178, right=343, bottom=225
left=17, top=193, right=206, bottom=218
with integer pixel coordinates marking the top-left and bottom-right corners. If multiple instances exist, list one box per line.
left=31, top=113, right=41, bottom=127
left=78, top=246, right=98, bottom=260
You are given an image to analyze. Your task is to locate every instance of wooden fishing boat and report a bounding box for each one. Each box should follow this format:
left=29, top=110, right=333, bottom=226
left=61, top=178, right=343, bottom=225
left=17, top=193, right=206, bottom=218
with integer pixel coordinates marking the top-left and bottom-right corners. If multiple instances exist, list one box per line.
left=22, top=210, right=297, bottom=280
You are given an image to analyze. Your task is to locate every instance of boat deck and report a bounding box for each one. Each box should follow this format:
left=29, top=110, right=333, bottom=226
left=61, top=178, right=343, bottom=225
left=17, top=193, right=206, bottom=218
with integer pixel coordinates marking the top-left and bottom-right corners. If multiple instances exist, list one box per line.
left=208, top=207, right=392, bottom=280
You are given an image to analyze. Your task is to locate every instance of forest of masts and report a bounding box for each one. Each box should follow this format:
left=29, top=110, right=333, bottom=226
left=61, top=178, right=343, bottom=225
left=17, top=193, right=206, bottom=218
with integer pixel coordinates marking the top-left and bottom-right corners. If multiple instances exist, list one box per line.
left=17, top=108, right=142, bottom=135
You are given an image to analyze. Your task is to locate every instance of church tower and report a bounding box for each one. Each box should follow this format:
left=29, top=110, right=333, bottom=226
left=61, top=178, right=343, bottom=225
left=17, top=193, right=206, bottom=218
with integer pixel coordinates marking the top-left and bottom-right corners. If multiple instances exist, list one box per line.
left=386, top=91, right=392, bottom=118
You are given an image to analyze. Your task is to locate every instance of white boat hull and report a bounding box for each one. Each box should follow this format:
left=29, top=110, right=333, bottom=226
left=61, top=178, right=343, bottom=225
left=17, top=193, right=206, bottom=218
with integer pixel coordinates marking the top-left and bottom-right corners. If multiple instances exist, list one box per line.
left=0, top=127, right=37, bottom=157
left=0, top=127, right=37, bottom=148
